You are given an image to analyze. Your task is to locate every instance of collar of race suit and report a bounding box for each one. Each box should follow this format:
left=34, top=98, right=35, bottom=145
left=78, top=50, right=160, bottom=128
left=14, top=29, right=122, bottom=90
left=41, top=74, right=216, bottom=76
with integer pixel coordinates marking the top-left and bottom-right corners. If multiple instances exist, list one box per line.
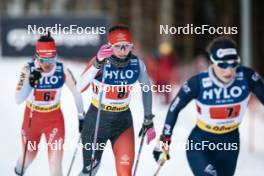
left=109, top=52, right=132, bottom=68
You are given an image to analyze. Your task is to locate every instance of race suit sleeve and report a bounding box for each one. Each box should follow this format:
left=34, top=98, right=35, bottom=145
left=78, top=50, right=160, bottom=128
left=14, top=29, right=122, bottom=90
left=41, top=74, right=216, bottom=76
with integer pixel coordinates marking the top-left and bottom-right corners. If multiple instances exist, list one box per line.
left=76, top=57, right=101, bottom=93
left=15, top=65, right=32, bottom=104
left=138, top=59, right=153, bottom=116
left=64, top=67, right=85, bottom=119
left=243, top=66, right=264, bottom=105
left=162, top=75, right=200, bottom=137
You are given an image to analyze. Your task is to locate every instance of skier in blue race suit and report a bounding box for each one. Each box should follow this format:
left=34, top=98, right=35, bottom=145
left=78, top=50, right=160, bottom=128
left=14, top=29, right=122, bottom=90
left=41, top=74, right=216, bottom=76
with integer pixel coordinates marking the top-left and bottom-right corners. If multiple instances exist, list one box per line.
left=153, top=37, right=264, bottom=176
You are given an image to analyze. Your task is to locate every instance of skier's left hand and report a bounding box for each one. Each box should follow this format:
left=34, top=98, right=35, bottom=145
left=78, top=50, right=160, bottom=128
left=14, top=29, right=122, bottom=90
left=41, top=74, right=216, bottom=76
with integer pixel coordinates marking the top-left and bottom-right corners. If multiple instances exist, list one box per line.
left=138, top=114, right=156, bottom=144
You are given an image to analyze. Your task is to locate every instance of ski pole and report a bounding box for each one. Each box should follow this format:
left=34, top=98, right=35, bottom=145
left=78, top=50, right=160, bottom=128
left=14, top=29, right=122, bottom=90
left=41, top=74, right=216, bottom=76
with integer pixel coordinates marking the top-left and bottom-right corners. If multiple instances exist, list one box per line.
left=21, top=81, right=38, bottom=176
left=153, top=160, right=165, bottom=176
left=67, top=134, right=82, bottom=176
left=132, top=130, right=146, bottom=176
left=89, top=61, right=108, bottom=176
left=153, top=151, right=169, bottom=176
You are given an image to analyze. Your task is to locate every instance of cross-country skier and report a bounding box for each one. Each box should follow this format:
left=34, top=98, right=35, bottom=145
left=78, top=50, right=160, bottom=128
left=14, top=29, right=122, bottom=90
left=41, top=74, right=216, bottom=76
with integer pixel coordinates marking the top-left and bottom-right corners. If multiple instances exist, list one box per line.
left=77, top=25, right=156, bottom=176
left=14, top=32, right=84, bottom=176
left=153, top=37, right=264, bottom=176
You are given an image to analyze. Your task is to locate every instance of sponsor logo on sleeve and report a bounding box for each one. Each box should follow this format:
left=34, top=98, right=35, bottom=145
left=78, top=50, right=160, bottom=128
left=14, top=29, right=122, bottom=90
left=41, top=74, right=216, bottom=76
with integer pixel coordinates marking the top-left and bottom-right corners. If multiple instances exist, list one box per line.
left=202, top=78, right=212, bottom=88
left=16, top=72, right=26, bottom=90
left=170, top=97, right=180, bottom=111
left=164, top=124, right=172, bottom=136
left=252, top=72, right=260, bottom=82
left=182, top=81, right=191, bottom=93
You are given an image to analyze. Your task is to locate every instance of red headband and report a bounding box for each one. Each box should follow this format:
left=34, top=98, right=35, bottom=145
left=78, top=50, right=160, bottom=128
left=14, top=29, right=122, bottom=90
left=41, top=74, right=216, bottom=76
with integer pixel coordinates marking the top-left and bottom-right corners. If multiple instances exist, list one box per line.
left=108, top=29, right=132, bottom=44
left=36, top=41, right=57, bottom=58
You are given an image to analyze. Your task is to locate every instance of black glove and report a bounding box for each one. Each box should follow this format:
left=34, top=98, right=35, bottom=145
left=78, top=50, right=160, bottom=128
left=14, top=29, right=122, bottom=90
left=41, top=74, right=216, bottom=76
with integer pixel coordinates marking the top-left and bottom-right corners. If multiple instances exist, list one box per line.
left=153, top=135, right=171, bottom=164
left=138, top=114, right=155, bottom=137
left=93, top=57, right=105, bottom=69
left=29, top=68, right=42, bottom=87
left=79, top=119, right=84, bottom=133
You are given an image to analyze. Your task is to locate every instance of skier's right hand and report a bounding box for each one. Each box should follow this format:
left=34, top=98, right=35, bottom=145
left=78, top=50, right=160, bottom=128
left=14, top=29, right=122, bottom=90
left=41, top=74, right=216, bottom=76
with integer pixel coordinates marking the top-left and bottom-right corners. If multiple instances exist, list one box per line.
left=153, top=135, right=171, bottom=164
left=29, top=68, right=42, bottom=87
left=95, top=44, right=113, bottom=68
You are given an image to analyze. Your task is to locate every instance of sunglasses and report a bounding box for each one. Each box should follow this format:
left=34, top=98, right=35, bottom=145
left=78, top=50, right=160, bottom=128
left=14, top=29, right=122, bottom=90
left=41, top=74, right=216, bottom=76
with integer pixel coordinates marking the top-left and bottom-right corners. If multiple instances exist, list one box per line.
left=37, top=56, right=56, bottom=64
left=217, top=62, right=239, bottom=69
left=112, top=43, right=133, bottom=51
left=210, top=55, right=240, bottom=69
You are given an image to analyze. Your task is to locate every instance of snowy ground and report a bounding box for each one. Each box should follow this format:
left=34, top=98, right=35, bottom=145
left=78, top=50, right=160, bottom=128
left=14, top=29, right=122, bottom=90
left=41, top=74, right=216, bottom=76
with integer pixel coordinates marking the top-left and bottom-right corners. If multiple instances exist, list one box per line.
left=0, top=58, right=264, bottom=176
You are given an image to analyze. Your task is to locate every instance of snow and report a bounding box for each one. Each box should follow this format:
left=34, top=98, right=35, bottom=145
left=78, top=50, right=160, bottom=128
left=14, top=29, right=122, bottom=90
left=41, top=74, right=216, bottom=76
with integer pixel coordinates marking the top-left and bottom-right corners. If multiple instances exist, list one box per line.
left=0, top=57, right=263, bottom=176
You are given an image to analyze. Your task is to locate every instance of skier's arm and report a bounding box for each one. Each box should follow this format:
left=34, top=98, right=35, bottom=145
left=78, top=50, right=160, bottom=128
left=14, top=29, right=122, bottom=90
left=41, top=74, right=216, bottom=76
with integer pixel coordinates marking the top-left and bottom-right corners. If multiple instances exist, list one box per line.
left=64, top=67, right=85, bottom=119
left=138, top=59, right=153, bottom=116
left=244, top=67, right=264, bottom=105
left=137, top=59, right=156, bottom=144
left=15, top=65, right=32, bottom=104
left=162, top=75, right=200, bottom=137
left=76, top=57, right=101, bottom=92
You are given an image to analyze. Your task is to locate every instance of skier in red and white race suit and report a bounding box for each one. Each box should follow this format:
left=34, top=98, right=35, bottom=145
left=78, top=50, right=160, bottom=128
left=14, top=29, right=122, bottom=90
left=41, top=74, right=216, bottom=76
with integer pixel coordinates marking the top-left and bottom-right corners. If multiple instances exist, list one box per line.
left=14, top=33, right=84, bottom=176
left=77, top=25, right=156, bottom=176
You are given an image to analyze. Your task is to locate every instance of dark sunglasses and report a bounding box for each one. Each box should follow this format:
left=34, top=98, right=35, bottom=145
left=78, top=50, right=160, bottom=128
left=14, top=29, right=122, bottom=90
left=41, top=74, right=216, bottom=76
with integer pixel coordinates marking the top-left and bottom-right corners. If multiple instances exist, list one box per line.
left=217, top=62, right=239, bottom=69
left=210, top=55, right=240, bottom=69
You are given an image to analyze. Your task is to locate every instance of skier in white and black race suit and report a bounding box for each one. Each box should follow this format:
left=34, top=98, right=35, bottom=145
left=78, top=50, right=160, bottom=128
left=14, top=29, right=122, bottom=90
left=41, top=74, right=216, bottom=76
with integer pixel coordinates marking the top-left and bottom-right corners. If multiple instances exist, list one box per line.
left=153, top=37, right=264, bottom=176
left=77, top=25, right=156, bottom=176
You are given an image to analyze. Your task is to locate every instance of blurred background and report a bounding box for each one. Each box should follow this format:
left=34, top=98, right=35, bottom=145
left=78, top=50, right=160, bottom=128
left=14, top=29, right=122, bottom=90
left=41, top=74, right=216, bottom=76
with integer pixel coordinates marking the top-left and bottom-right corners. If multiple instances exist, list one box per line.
left=1, top=0, right=264, bottom=88
left=0, top=0, right=264, bottom=175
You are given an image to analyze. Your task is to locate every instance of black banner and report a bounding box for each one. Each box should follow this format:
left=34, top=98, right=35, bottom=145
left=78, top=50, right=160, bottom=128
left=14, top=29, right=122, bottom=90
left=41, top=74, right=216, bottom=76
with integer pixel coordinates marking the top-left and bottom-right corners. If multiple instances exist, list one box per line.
left=1, top=16, right=108, bottom=60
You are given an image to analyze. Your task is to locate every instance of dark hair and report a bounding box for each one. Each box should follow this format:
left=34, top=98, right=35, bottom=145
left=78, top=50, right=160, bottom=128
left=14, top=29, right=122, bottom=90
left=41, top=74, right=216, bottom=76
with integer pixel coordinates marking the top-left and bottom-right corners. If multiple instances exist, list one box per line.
left=38, top=31, right=54, bottom=42
left=206, top=36, right=237, bottom=54
left=109, top=25, right=130, bottom=33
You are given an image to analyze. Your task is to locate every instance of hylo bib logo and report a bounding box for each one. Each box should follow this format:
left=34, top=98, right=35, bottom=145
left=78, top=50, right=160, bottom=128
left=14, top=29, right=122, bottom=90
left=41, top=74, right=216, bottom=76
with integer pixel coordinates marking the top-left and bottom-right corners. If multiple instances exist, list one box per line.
left=203, top=86, right=243, bottom=100
left=39, top=76, right=60, bottom=85
left=105, top=70, right=134, bottom=79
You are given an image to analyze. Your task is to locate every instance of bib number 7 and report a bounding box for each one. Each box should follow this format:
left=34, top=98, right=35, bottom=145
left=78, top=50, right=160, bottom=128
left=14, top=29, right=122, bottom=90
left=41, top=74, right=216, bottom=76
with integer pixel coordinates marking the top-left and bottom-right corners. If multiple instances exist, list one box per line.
left=209, top=104, right=241, bottom=119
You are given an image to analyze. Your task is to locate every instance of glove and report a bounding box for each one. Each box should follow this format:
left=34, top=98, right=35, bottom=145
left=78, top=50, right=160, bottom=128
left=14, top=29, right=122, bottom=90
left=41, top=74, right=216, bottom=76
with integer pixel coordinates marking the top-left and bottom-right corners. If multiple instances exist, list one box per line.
left=94, top=44, right=113, bottom=68
left=153, top=135, right=171, bottom=164
left=29, top=68, right=42, bottom=87
left=138, top=114, right=156, bottom=144
left=78, top=112, right=85, bottom=133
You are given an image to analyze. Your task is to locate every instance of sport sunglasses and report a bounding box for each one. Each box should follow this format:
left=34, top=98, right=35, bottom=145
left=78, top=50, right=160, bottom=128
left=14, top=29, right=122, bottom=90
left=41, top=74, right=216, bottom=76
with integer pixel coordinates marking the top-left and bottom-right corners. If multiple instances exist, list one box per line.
left=111, top=43, right=133, bottom=51
left=36, top=55, right=56, bottom=64
left=210, top=55, right=240, bottom=69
